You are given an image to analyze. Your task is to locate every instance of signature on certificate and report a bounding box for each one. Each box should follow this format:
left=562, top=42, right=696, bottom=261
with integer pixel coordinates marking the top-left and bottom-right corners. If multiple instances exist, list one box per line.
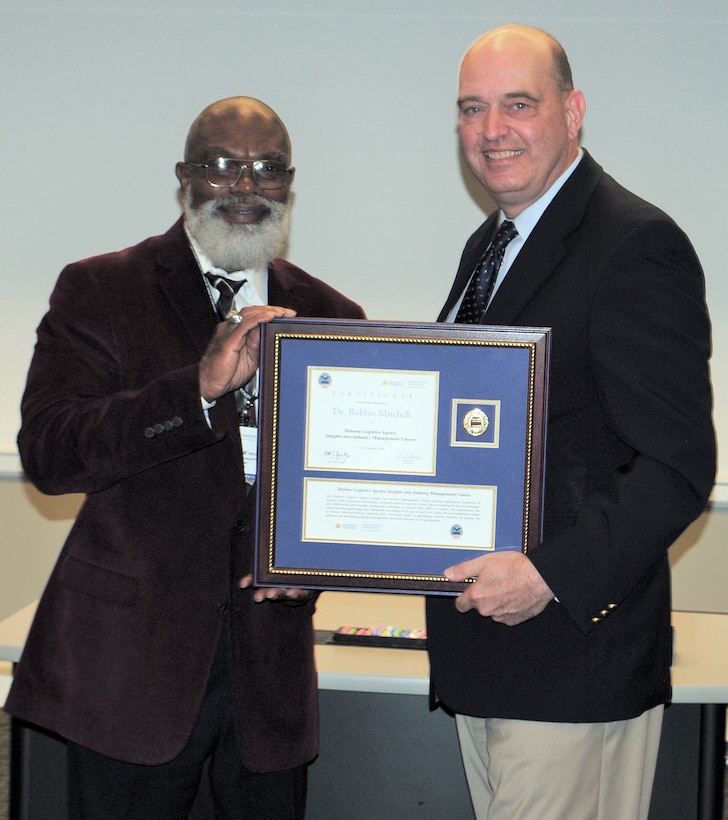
left=398, top=451, right=423, bottom=465
left=323, top=449, right=351, bottom=465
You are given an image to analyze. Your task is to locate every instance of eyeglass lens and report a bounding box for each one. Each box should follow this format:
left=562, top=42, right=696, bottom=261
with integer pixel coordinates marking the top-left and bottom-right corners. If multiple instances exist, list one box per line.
left=205, top=159, right=290, bottom=190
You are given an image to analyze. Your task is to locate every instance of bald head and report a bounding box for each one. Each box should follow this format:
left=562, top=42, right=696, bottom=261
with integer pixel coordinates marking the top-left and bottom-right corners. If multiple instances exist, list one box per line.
left=463, top=25, right=574, bottom=97
left=183, top=97, right=291, bottom=164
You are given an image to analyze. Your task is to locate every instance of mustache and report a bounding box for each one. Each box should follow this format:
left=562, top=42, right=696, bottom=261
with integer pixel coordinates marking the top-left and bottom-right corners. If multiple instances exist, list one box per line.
left=209, top=193, right=275, bottom=213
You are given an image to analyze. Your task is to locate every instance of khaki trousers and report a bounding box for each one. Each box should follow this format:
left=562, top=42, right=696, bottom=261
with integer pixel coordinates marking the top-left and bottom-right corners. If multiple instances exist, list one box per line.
left=456, top=705, right=663, bottom=820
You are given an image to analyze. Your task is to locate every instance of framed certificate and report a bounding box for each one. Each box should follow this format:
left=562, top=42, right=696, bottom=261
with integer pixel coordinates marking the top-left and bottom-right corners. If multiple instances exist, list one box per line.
left=254, top=319, right=550, bottom=594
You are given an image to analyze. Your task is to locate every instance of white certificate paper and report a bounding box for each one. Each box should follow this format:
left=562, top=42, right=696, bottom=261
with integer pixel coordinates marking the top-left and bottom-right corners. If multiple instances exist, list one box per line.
left=302, top=478, right=496, bottom=551
left=305, top=367, right=439, bottom=475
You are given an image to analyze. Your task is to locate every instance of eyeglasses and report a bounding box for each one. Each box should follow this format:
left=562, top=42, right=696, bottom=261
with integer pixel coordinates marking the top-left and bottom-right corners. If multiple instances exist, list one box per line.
left=184, top=157, right=294, bottom=190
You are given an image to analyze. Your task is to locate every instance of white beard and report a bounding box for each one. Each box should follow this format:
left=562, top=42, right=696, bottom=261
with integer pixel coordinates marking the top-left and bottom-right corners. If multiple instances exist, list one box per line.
left=182, top=189, right=291, bottom=271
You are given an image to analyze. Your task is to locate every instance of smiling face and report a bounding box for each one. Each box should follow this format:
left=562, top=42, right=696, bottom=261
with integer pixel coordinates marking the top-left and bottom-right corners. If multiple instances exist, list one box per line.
left=175, top=98, right=295, bottom=271
left=457, top=26, right=585, bottom=218
left=176, top=98, right=293, bottom=226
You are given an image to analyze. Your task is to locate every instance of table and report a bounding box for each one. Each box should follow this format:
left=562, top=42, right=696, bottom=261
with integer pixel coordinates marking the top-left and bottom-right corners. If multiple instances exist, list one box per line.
left=670, top=611, right=728, bottom=819
left=312, top=609, right=728, bottom=820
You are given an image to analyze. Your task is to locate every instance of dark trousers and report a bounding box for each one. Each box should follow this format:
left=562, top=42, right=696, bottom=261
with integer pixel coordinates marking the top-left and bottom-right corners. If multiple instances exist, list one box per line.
left=66, top=623, right=307, bottom=819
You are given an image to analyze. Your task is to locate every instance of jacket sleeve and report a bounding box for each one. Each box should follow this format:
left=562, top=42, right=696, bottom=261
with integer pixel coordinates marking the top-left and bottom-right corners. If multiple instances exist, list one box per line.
left=18, top=262, right=222, bottom=495
left=529, top=218, right=716, bottom=632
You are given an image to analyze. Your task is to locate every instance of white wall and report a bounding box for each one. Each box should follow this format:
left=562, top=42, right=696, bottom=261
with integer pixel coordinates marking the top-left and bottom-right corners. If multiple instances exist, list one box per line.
left=1, top=0, right=726, bottom=502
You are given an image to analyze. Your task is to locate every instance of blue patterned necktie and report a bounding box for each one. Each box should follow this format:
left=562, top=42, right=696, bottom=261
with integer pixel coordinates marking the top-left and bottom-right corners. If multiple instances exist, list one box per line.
left=205, top=272, right=246, bottom=320
left=455, top=220, right=518, bottom=323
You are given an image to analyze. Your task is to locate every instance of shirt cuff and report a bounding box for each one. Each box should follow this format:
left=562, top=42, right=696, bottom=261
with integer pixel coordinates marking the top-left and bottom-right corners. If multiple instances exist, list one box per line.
left=201, top=396, right=216, bottom=428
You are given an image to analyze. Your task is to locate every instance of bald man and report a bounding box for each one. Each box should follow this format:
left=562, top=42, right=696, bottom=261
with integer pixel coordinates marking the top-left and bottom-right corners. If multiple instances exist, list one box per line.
left=7, top=97, right=365, bottom=818
left=426, top=26, right=715, bottom=820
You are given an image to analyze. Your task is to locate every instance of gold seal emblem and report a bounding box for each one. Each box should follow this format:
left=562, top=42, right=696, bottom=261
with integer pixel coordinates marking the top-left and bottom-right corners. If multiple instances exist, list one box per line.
left=463, top=408, right=489, bottom=437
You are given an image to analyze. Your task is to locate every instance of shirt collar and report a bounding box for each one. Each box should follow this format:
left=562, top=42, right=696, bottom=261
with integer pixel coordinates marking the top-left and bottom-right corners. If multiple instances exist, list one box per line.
left=507, top=149, right=583, bottom=240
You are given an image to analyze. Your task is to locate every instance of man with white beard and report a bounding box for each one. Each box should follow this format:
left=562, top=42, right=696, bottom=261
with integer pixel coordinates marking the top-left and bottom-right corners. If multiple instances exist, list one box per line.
left=179, top=99, right=294, bottom=276
left=7, top=96, right=365, bottom=819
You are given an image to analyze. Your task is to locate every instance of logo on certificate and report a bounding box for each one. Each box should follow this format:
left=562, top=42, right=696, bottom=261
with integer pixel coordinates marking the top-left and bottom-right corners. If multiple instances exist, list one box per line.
left=318, top=372, right=332, bottom=388
left=462, top=408, right=489, bottom=437
left=451, top=399, right=501, bottom=448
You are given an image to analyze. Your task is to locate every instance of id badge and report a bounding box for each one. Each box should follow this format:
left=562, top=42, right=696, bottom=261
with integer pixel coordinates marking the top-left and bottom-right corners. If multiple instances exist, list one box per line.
left=240, top=426, right=258, bottom=484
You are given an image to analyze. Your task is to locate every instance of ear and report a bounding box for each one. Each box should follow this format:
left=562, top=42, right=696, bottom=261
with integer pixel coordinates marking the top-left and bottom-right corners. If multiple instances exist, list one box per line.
left=564, top=89, right=586, bottom=140
left=175, top=161, right=190, bottom=189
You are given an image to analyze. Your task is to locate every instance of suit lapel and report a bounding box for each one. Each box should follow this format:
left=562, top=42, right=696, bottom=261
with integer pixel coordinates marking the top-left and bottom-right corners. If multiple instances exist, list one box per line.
left=267, top=259, right=300, bottom=311
left=444, top=152, right=603, bottom=326
left=486, top=153, right=603, bottom=324
left=154, top=219, right=218, bottom=354
left=484, top=224, right=569, bottom=324
left=152, top=219, right=241, bottom=431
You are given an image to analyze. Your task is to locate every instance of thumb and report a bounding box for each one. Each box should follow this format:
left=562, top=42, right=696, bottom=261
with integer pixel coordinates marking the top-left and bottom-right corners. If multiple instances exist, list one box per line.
left=444, top=559, right=478, bottom=582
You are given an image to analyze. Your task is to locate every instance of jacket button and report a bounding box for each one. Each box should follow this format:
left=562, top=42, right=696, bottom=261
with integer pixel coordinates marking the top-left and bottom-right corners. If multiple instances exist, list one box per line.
left=216, top=601, right=229, bottom=616
left=233, top=519, right=246, bottom=533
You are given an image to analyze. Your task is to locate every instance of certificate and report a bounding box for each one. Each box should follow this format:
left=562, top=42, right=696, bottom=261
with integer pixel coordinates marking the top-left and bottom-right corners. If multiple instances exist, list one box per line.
left=254, top=319, right=549, bottom=594
left=304, top=366, right=438, bottom=474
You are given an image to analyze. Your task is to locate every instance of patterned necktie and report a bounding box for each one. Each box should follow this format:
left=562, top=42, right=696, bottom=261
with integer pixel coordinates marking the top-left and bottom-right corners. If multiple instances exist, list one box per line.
left=205, top=272, right=257, bottom=426
left=455, top=220, right=518, bottom=323
left=205, top=272, right=247, bottom=320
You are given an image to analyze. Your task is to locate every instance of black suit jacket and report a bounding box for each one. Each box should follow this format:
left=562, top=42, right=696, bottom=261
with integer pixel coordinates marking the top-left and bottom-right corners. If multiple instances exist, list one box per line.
left=426, top=152, right=715, bottom=722
left=7, top=218, right=365, bottom=769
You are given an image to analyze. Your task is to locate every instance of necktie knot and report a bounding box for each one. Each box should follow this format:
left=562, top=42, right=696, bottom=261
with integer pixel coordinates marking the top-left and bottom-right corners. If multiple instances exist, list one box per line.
left=490, top=219, right=518, bottom=255
left=205, top=272, right=247, bottom=320
left=455, top=220, right=518, bottom=324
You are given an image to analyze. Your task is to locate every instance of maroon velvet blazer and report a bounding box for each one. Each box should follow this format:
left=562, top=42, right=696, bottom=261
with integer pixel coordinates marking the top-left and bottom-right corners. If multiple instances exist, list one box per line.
left=7, top=218, right=365, bottom=770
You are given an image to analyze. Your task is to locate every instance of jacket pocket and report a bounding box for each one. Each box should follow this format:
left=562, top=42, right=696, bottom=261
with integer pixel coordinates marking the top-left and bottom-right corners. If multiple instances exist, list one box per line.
left=57, top=553, right=139, bottom=606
